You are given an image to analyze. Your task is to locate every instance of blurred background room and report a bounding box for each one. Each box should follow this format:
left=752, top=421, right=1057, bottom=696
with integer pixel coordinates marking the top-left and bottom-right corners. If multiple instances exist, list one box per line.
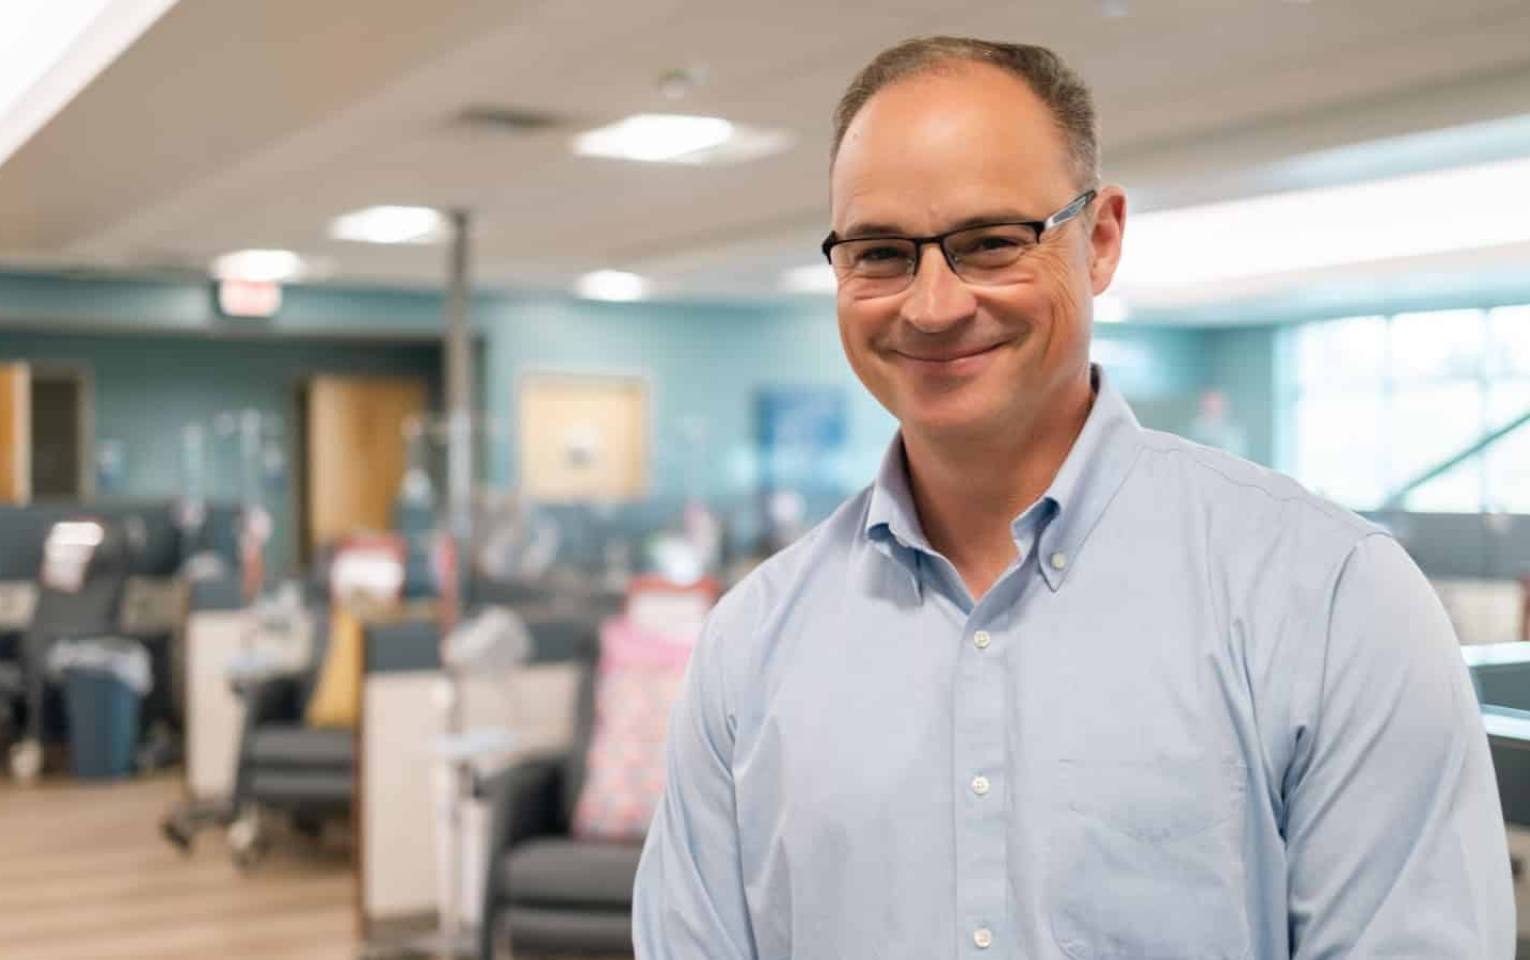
left=3, top=0, right=1530, bottom=957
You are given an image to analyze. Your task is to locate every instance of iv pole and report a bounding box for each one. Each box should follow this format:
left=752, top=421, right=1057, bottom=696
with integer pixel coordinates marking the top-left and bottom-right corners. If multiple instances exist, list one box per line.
left=437, top=208, right=474, bottom=959
left=370, top=210, right=475, bottom=960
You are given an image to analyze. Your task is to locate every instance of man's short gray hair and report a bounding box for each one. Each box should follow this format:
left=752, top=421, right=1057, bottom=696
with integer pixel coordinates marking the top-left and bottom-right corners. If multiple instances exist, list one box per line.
left=832, top=36, right=1100, bottom=190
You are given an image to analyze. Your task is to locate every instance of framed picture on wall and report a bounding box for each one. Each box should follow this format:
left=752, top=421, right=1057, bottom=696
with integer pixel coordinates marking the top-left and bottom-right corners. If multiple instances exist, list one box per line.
left=518, top=373, right=649, bottom=500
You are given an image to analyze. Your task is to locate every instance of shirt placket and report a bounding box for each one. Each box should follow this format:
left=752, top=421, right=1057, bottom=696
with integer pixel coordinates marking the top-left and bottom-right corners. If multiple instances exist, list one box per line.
left=951, top=573, right=1020, bottom=957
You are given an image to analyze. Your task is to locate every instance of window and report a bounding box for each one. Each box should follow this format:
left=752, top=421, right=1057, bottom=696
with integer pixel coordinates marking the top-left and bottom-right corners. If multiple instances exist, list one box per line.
left=1284, top=305, right=1530, bottom=513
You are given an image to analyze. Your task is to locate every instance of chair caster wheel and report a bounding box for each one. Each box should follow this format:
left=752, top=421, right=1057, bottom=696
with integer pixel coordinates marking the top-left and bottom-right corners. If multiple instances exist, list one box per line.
left=161, top=816, right=194, bottom=854
left=229, top=812, right=268, bottom=870
left=9, top=739, right=42, bottom=784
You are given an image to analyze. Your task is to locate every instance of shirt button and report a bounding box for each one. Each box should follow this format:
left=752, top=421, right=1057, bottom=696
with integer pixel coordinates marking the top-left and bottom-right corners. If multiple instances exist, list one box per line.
left=1050, top=551, right=1068, bottom=570
left=971, top=775, right=991, bottom=797
left=974, top=927, right=994, bottom=949
left=973, top=630, right=991, bottom=649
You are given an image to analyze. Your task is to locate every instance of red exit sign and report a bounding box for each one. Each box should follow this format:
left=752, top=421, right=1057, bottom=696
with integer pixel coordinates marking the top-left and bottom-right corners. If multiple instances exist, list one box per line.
left=216, top=279, right=282, bottom=318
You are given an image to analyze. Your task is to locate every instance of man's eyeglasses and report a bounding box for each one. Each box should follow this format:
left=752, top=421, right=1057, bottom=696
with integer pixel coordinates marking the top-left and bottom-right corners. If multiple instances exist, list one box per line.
left=821, top=189, right=1097, bottom=298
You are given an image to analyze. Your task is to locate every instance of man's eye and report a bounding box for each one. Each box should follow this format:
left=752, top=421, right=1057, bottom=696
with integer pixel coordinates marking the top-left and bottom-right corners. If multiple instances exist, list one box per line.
left=856, top=245, right=908, bottom=264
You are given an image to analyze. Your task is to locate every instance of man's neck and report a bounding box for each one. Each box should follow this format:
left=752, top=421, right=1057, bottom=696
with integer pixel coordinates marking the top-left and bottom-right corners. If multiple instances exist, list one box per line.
left=902, top=373, right=1095, bottom=601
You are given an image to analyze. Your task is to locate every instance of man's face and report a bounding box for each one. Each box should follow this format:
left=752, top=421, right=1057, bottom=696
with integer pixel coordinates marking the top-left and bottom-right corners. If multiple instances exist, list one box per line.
left=830, top=64, right=1125, bottom=444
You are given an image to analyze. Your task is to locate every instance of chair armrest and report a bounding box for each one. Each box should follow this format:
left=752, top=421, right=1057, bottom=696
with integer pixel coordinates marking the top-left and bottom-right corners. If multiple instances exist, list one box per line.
left=477, top=753, right=568, bottom=960
left=238, top=671, right=308, bottom=726
left=481, top=753, right=568, bottom=852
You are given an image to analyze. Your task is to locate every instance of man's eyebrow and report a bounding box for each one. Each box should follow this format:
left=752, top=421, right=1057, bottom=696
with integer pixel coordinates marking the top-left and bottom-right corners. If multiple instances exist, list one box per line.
left=840, top=210, right=1038, bottom=240
left=840, top=221, right=905, bottom=240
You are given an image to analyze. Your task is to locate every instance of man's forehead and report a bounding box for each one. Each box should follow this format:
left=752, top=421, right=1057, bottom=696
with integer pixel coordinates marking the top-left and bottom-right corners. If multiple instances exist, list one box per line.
left=835, top=63, right=1061, bottom=159
left=830, top=67, right=1071, bottom=225
left=832, top=120, right=1062, bottom=228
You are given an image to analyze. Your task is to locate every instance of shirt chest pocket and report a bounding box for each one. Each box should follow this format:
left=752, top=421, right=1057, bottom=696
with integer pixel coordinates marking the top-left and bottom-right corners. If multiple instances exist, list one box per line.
left=1047, top=759, right=1251, bottom=960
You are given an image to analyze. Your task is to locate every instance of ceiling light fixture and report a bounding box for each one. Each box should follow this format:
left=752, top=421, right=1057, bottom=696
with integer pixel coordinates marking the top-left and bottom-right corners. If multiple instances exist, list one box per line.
left=575, top=114, right=734, bottom=163
left=576, top=270, right=649, bottom=302
left=329, top=205, right=446, bottom=245
left=211, top=249, right=306, bottom=283
left=572, top=113, right=795, bottom=166
left=1113, top=154, right=1530, bottom=293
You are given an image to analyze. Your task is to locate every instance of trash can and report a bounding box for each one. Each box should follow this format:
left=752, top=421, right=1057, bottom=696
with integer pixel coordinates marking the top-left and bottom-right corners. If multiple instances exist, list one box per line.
left=48, top=639, right=151, bottom=781
left=63, top=668, right=142, bottom=779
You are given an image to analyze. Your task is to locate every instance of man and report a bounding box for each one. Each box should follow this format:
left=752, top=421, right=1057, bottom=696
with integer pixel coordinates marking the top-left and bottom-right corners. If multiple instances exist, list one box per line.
left=634, top=36, right=1513, bottom=959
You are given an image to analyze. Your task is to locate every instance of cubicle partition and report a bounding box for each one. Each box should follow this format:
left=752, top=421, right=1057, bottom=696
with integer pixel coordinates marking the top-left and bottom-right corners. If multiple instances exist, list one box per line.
left=1466, top=644, right=1530, bottom=829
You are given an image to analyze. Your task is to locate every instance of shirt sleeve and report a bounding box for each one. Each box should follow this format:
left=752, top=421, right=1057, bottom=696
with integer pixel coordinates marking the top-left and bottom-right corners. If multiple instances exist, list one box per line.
left=1285, top=533, right=1515, bottom=958
left=632, top=611, right=758, bottom=959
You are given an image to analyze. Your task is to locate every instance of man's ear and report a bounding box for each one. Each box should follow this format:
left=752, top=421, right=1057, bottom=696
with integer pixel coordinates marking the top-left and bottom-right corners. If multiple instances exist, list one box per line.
left=1087, top=185, right=1127, bottom=295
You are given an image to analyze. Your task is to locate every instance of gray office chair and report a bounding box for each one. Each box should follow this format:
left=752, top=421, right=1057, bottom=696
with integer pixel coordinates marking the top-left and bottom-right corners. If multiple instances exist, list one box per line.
left=479, top=614, right=638, bottom=960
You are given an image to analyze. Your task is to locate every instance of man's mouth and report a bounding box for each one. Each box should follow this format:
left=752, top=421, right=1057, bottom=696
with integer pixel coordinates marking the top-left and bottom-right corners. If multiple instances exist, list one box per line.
left=894, top=341, right=1007, bottom=365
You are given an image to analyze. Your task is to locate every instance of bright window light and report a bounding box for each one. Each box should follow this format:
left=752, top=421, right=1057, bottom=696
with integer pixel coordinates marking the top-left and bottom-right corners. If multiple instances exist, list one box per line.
left=781, top=264, right=837, bottom=294
left=573, top=113, right=735, bottom=163
left=329, top=205, right=446, bottom=245
left=1094, top=292, right=1131, bottom=323
left=0, top=0, right=179, bottom=167
left=1114, top=155, right=1530, bottom=292
left=211, top=249, right=305, bottom=283
left=576, top=270, right=648, bottom=302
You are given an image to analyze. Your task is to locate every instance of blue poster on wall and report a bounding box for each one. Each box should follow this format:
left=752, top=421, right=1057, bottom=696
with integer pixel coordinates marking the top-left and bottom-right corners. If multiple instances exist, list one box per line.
left=756, top=387, right=847, bottom=493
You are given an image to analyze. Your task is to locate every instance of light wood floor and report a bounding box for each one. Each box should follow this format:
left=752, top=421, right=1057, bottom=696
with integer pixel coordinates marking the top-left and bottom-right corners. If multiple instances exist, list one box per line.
left=0, top=774, right=355, bottom=960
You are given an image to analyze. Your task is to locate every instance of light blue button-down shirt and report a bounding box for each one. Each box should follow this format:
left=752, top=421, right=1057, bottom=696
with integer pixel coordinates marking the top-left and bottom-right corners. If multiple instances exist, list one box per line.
left=633, top=367, right=1513, bottom=959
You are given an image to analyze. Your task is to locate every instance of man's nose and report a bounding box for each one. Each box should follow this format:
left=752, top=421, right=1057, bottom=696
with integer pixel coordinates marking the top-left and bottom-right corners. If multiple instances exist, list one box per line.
left=900, top=243, right=977, bottom=334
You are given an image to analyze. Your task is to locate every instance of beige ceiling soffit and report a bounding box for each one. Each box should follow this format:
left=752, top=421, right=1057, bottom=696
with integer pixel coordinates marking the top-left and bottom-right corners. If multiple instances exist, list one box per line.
left=1113, top=59, right=1530, bottom=212
left=0, top=0, right=179, bottom=168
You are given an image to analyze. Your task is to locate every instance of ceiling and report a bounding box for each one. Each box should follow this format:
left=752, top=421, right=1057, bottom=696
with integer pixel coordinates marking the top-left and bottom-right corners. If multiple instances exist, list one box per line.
left=2, top=0, right=1529, bottom=318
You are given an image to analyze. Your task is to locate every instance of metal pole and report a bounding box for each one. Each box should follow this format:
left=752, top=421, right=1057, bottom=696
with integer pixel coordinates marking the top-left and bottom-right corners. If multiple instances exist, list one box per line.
left=440, top=208, right=472, bottom=959
left=445, top=209, right=475, bottom=546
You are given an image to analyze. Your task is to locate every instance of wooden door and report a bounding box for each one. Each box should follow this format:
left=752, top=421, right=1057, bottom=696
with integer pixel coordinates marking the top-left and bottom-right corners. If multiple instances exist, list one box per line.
left=519, top=374, right=647, bottom=499
left=0, top=363, right=30, bottom=505
left=305, top=375, right=427, bottom=556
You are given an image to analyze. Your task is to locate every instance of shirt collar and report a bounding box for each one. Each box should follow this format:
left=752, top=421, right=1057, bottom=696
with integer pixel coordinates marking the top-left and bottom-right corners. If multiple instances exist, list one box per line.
left=1034, top=364, right=1144, bottom=590
left=863, top=364, right=1143, bottom=593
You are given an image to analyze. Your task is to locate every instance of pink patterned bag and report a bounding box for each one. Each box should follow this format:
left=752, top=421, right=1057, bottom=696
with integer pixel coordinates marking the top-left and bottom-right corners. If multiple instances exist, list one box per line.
left=569, top=615, right=696, bottom=841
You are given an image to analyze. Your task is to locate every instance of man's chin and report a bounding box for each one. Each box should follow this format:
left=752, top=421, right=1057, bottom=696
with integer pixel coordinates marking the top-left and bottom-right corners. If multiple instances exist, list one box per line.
left=896, top=397, right=1010, bottom=445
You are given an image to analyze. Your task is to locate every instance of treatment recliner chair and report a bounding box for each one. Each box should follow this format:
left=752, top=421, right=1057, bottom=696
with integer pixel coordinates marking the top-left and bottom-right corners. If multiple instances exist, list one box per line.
left=164, top=603, right=356, bottom=866
left=225, top=608, right=356, bottom=866
left=478, top=613, right=639, bottom=960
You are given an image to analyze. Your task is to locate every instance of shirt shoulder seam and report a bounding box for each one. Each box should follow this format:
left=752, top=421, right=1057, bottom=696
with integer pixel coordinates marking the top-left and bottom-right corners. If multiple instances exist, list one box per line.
left=1137, top=433, right=1380, bottom=540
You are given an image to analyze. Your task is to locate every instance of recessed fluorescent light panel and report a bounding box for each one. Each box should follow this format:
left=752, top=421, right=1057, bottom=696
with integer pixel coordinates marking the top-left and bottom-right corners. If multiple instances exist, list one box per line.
left=781, top=264, right=838, bottom=294
left=329, top=205, right=446, bottom=245
left=576, top=270, right=648, bottom=302
left=573, top=113, right=794, bottom=165
left=1114, top=155, right=1530, bottom=292
left=211, top=249, right=306, bottom=283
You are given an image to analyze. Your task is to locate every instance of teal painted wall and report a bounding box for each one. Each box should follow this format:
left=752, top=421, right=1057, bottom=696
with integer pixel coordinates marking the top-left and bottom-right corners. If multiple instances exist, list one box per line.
left=0, top=328, right=442, bottom=573
left=0, top=270, right=448, bottom=337
left=1203, top=325, right=1279, bottom=467
left=480, top=297, right=1216, bottom=500
left=0, top=271, right=1231, bottom=569
left=479, top=297, right=895, bottom=499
